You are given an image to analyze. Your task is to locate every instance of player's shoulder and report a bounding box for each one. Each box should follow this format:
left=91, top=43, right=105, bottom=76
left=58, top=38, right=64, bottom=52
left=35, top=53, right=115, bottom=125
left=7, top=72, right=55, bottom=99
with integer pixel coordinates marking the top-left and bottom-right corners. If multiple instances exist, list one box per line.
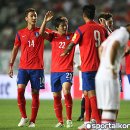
left=17, top=28, right=27, bottom=34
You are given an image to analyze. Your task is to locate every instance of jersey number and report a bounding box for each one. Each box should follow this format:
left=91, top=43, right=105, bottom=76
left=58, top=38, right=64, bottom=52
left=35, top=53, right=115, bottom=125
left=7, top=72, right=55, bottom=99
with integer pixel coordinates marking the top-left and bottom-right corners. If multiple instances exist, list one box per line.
left=28, top=40, right=35, bottom=47
left=59, top=42, right=66, bottom=49
left=66, top=73, right=73, bottom=80
left=94, top=30, right=101, bottom=47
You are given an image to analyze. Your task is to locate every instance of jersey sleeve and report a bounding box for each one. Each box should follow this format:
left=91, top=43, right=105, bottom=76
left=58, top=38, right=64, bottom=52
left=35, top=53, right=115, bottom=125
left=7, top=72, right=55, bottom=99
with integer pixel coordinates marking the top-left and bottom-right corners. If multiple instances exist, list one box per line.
left=44, top=28, right=54, bottom=42
left=71, top=28, right=82, bottom=45
left=14, top=32, right=21, bottom=47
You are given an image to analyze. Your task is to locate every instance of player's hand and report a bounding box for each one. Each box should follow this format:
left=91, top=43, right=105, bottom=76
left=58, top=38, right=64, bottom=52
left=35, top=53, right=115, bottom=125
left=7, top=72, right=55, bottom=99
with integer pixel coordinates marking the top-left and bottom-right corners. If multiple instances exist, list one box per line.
left=60, top=52, right=69, bottom=57
left=44, top=11, right=53, bottom=22
left=112, top=69, right=117, bottom=79
left=8, top=67, right=13, bottom=78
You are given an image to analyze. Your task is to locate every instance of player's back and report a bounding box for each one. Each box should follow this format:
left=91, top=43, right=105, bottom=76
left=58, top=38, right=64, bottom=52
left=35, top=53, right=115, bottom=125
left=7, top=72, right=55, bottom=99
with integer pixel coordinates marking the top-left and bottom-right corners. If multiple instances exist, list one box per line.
left=78, top=21, right=106, bottom=72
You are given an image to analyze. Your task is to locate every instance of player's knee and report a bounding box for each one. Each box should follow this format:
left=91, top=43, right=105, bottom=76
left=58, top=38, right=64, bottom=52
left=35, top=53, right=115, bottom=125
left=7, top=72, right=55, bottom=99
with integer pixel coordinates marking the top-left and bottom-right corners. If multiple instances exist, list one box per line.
left=32, top=89, right=39, bottom=94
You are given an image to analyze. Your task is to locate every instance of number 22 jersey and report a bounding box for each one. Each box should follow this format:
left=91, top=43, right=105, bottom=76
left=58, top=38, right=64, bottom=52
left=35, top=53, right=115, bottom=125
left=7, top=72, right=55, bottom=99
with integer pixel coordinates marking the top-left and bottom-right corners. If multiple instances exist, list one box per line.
left=47, top=31, right=75, bottom=72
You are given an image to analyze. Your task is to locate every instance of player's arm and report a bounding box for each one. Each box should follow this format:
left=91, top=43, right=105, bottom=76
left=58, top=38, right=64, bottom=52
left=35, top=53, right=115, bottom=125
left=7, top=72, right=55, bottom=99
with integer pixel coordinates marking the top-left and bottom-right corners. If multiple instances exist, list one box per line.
left=39, top=11, right=53, bottom=38
left=110, top=40, right=120, bottom=78
left=8, top=45, right=19, bottom=78
left=60, top=42, right=75, bottom=56
left=123, top=45, right=130, bottom=57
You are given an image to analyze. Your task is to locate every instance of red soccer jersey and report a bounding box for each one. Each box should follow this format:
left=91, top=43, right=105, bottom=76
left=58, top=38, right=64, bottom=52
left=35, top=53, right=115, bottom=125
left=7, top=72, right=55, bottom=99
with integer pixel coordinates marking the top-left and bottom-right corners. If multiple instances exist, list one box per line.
left=71, top=21, right=106, bottom=72
left=125, top=40, right=130, bottom=74
left=14, top=27, right=44, bottom=69
left=46, top=31, right=75, bottom=72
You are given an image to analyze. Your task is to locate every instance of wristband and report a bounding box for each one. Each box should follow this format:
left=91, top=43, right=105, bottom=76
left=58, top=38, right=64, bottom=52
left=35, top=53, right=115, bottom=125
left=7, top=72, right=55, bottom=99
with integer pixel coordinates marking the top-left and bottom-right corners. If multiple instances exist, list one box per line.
left=109, top=65, right=115, bottom=69
left=74, top=64, right=78, bottom=68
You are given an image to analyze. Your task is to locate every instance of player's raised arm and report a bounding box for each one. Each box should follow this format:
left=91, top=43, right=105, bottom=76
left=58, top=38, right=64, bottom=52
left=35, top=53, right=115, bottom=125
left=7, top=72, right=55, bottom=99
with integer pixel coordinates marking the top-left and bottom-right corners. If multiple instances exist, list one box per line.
left=60, top=42, right=75, bottom=56
left=8, top=45, right=19, bottom=78
left=39, top=11, right=53, bottom=37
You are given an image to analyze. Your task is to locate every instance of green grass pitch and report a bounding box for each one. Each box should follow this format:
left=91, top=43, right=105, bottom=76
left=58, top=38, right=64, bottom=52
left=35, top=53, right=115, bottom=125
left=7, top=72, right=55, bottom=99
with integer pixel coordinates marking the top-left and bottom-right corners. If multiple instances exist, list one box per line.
left=0, top=100, right=130, bottom=130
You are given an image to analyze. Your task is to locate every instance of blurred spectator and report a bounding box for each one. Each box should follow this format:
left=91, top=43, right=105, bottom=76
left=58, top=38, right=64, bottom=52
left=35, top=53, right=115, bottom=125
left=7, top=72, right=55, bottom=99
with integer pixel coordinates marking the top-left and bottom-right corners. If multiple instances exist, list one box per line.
left=0, top=0, right=129, bottom=50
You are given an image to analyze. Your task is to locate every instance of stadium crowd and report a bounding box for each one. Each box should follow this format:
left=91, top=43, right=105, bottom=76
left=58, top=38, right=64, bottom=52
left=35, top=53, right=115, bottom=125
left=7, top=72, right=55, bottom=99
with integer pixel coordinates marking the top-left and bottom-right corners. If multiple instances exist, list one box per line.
left=0, top=0, right=130, bottom=50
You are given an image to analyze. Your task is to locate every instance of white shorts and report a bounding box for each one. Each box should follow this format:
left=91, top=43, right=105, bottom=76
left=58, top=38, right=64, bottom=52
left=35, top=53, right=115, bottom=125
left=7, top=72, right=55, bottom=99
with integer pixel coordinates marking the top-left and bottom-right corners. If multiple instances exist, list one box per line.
left=95, top=74, right=120, bottom=110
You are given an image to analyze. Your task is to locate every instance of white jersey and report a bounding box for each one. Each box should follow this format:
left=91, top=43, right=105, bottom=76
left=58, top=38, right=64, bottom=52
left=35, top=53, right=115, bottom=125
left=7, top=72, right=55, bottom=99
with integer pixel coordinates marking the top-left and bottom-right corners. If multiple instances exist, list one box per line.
left=95, top=27, right=129, bottom=110
left=98, top=27, right=129, bottom=77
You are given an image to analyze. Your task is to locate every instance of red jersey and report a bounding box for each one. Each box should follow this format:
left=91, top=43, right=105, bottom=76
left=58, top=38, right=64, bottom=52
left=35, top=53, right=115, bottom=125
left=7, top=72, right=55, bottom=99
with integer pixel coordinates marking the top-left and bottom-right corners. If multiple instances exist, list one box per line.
left=125, top=40, right=130, bottom=74
left=14, top=27, right=44, bottom=69
left=47, top=31, right=75, bottom=72
left=71, top=21, right=106, bottom=72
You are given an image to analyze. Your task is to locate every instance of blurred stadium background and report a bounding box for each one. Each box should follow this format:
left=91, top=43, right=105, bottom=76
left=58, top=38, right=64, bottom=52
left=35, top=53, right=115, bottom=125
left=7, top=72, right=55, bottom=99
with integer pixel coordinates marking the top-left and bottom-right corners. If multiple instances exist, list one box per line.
left=0, top=0, right=130, bottom=100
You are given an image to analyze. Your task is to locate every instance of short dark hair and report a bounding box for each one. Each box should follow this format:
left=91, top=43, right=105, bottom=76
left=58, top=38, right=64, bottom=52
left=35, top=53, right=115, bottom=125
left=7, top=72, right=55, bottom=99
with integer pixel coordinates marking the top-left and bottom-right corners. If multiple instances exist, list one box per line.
left=83, top=4, right=95, bottom=20
left=98, top=12, right=113, bottom=22
left=53, top=17, right=66, bottom=29
left=25, top=8, right=36, bottom=17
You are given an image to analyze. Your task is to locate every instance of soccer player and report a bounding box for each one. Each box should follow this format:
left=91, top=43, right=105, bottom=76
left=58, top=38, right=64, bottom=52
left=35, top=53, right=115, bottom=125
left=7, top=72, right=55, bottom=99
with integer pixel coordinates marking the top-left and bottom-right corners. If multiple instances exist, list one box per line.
left=39, top=11, right=74, bottom=128
left=98, top=12, right=114, bottom=35
left=95, top=25, right=130, bottom=127
left=61, top=4, right=106, bottom=130
left=8, top=8, right=45, bottom=127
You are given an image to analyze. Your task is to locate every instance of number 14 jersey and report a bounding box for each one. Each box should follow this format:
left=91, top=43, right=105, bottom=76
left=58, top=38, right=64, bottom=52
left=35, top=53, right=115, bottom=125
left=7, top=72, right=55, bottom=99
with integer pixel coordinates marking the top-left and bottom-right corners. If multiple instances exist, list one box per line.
left=14, top=27, right=44, bottom=69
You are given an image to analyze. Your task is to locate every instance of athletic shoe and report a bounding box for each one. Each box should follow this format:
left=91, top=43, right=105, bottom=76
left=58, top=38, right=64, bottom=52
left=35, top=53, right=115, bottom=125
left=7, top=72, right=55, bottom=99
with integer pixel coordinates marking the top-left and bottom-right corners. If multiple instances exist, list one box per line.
left=66, top=120, right=73, bottom=128
left=55, top=122, right=64, bottom=128
left=28, top=122, right=35, bottom=127
left=18, top=117, right=28, bottom=127
left=78, top=123, right=87, bottom=130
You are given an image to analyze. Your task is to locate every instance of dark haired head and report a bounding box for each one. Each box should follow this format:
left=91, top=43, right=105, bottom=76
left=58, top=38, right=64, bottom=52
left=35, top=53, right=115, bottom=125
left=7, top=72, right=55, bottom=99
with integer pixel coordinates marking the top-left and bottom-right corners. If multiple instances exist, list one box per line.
left=54, top=17, right=66, bottom=30
left=82, top=4, right=95, bottom=20
left=25, top=8, right=36, bottom=17
left=98, top=12, right=113, bottom=23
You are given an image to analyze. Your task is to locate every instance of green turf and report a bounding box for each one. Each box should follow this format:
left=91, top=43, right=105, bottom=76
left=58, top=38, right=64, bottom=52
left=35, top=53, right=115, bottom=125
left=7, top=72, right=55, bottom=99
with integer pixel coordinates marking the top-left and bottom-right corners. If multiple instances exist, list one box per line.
left=0, top=100, right=130, bottom=130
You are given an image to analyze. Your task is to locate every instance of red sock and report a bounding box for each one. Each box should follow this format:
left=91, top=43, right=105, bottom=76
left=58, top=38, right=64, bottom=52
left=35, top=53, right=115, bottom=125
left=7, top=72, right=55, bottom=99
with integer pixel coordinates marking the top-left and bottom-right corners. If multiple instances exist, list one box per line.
left=30, top=93, right=39, bottom=123
left=90, top=96, right=101, bottom=123
left=54, top=95, right=63, bottom=123
left=84, top=95, right=91, bottom=121
left=64, top=93, right=73, bottom=120
left=17, top=87, right=27, bottom=118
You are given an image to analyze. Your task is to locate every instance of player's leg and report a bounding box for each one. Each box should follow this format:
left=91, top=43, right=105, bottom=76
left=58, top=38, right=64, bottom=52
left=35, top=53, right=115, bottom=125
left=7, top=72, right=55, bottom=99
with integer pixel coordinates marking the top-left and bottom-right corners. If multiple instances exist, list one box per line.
left=101, top=110, right=117, bottom=130
left=62, top=81, right=73, bottom=128
left=51, top=72, right=64, bottom=127
left=29, top=69, right=44, bottom=127
left=17, top=69, right=29, bottom=127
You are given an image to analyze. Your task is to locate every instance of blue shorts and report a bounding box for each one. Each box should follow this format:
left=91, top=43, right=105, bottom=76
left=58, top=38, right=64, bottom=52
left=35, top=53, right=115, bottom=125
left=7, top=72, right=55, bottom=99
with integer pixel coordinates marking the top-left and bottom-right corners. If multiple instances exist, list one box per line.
left=82, top=71, right=97, bottom=91
left=17, top=69, right=45, bottom=90
left=127, top=74, right=130, bottom=84
left=51, top=72, right=73, bottom=92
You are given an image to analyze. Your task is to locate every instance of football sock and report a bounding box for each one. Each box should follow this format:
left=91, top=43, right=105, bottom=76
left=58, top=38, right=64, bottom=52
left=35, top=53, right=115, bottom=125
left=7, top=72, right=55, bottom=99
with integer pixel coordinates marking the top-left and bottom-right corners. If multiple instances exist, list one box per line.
left=17, top=87, right=27, bottom=118
left=84, top=95, right=91, bottom=121
left=102, top=111, right=116, bottom=130
left=90, top=96, right=101, bottom=123
left=30, top=93, right=39, bottom=123
left=54, top=95, right=63, bottom=123
left=64, top=93, right=73, bottom=120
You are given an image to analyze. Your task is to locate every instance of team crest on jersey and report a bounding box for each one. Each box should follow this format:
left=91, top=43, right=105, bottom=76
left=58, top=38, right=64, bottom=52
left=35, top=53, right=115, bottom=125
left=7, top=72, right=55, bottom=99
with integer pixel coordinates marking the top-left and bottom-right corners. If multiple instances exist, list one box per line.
left=35, top=32, right=39, bottom=37
left=66, top=36, right=70, bottom=40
